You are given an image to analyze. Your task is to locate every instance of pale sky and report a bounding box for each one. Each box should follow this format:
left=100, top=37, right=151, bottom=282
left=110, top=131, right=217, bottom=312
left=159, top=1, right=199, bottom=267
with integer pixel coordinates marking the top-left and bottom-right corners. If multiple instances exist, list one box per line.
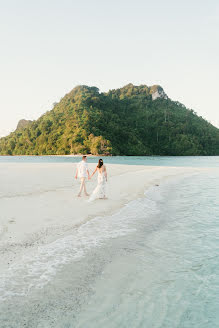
left=0, top=0, right=219, bottom=137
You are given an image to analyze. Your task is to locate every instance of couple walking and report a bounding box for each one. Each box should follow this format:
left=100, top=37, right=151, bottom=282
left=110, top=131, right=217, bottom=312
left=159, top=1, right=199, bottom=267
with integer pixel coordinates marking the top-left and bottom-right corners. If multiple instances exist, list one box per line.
left=75, top=155, right=107, bottom=201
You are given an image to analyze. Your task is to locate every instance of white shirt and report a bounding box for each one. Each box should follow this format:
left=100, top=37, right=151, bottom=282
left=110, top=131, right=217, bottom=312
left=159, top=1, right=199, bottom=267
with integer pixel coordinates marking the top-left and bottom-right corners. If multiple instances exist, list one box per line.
left=77, top=161, right=88, bottom=178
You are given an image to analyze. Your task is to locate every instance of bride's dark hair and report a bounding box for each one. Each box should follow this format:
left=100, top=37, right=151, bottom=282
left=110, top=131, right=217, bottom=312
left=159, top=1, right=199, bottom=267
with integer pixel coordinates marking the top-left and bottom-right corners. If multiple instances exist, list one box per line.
left=97, top=158, right=103, bottom=168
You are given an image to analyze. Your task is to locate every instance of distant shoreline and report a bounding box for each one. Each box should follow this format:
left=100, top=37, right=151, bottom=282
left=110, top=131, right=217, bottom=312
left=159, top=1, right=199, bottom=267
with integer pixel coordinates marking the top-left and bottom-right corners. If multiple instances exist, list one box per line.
left=0, top=154, right=218, bottom=158
left=0, top=154, right=112, bottom=157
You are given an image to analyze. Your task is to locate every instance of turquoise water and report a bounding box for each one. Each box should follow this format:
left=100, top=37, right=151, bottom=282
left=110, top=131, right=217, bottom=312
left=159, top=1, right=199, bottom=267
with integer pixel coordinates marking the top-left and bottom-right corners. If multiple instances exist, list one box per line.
left=72, top=171, right=219, bottom=328
left=0, top=158, right=219, bottom=327
left=0, top=155, right=219, bottom=167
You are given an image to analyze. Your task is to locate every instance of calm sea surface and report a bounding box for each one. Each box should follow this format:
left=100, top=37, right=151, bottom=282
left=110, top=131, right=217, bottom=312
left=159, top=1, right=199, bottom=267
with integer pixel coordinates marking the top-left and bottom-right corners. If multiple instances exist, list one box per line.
left=0, top=157, right=219, bottom=327
left=0, top=155, right=219, bottom=167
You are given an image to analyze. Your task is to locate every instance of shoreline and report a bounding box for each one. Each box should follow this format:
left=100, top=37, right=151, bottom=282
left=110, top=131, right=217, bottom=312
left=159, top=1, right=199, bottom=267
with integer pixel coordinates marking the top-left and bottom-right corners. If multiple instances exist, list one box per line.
left=0, top=163, right=208, bottom=274
left=1, top=154, right=219, bottom=158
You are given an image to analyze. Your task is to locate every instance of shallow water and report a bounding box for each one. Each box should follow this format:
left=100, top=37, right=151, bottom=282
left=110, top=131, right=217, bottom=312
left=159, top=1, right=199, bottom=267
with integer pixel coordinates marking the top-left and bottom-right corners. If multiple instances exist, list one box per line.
left=1, top=166, right=219, bottom=327
left=0, top=155, right=219, bottom=167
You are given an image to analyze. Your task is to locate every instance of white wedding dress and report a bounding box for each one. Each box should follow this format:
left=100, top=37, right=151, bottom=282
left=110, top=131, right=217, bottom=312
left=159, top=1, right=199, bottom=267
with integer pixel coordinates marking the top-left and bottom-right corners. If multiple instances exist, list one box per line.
left=88, top=169, right=107, bottom=202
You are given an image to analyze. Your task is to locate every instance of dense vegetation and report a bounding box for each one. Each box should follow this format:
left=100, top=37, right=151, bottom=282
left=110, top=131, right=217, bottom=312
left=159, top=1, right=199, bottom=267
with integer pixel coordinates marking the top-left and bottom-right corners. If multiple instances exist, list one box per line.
left=0, top=84, right=219, bottom=156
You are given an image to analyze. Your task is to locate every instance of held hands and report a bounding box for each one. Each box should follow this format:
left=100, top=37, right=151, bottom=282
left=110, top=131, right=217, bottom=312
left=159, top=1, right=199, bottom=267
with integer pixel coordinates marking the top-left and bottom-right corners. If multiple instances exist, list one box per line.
left=88, top=173, right=93, bottom=180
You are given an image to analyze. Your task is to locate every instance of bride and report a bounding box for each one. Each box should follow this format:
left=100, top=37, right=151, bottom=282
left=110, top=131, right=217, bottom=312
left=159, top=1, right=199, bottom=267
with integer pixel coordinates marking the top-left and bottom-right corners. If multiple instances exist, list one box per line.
left=88, top=159, right=107, bottom=201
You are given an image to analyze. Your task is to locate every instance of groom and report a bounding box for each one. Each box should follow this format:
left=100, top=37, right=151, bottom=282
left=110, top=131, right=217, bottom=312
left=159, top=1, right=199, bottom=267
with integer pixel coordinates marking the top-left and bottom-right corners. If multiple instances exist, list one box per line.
left=75, top=155, right=90, bottom=197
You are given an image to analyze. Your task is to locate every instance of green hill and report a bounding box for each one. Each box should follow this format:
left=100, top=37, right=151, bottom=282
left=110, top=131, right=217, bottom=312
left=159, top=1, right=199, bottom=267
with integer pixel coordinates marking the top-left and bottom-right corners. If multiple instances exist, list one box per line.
left=0, top=84, right=219, bottom=156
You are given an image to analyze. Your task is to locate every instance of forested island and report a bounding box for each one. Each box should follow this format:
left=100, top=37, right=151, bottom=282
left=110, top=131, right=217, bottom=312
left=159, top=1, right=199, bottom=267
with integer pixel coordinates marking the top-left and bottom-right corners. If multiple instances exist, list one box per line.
left=0, top=84, right=219, bottom=156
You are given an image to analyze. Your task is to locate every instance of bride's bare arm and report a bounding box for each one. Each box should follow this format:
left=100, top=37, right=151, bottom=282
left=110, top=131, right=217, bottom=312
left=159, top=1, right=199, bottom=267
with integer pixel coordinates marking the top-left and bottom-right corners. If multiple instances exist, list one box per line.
left=90, top=167, right=97, bottom=179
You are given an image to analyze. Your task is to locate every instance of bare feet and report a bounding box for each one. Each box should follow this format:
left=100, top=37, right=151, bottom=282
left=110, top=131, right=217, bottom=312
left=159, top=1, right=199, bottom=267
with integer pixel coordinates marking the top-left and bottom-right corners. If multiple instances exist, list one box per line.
left=77, top=193, right=81, bottom=197
left=85, top=193, right=89, bottom=196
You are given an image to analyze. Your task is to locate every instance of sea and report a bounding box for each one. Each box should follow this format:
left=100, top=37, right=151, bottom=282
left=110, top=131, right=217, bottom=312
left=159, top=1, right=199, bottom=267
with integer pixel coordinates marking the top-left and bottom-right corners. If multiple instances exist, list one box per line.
left=0, top=156, right=219, bottom=328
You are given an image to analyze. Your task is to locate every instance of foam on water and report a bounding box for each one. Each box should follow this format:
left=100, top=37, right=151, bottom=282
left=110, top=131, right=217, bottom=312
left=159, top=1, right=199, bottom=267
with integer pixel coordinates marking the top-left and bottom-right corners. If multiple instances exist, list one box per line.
left=0, top=190, right=159, bottom=301
left=1, top=169, right=219, bottom=328
left=70, top=170, right=219, bottom=328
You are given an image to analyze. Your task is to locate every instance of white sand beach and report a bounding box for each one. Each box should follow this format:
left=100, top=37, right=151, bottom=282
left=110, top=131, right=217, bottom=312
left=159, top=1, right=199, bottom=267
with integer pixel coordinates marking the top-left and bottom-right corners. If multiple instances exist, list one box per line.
left=0, top=163, right=201, bottom=272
